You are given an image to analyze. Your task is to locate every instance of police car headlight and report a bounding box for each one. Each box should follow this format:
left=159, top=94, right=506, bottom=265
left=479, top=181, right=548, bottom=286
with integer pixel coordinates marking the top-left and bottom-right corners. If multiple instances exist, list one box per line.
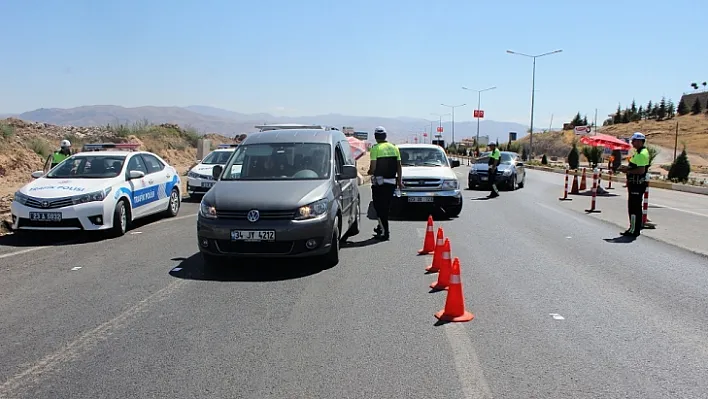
left=199, top=199, right=217, bottom=219
left=72, top=188, right=111, bottom=205
left=13, top=191, right=28, bottom=205
left=188, top=172, right=200, bottom=179
left=502, top=169, right=512, bottom=176
left=295, top=199, right=329, bottom=220
left=442, top=180, right=459, bottom=190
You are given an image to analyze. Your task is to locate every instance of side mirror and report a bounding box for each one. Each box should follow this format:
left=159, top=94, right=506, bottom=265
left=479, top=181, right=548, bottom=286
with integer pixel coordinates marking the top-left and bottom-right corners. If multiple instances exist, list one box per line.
left=212, top=165, right=223, bottom=180
left=450, top=160, right=461, bottom=168
left=338, top=164, right=358, bottom=180
left=31, top=171, right=44, bottom=179
left=128, top=170, right=145, bottom=180
left=195, top=159, right=202, bottom=164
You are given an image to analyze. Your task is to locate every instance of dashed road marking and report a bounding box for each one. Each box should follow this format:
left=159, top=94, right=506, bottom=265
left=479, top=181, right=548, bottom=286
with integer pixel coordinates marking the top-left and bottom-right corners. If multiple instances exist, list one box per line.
left=444, top=323, right=494, bottom=399
left=0, top=280, right=187, bottom=398
left=171, top=267, right=182, bottom=272
left=650, top=202, right=708, bottom=218
left=0, top=213, right=197, bottom=260
left=70, top=267, right=82, bottom=271
left=130, top=231, right=143, bottom=235
left=550, top=313, right=565, bottom=320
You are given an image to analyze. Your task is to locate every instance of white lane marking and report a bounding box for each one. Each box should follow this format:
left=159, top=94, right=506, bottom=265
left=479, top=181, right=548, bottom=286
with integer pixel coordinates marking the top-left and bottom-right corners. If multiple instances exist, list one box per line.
left=171, top=267, right=182, bottom=272
left=70, top=267, right=82, bottom=271
left=130, top=231, right=143, bottom=235
left=0, top=213, right=197, bottom=260
left=549, top=313, right=565, bottom=320
left=444, top=323, right=494, bottom=399
left=0, top=280, right=187, bottom=398
left=565, top=236, right=572, bottom=239
left=650, top=202, right=708, bottom=218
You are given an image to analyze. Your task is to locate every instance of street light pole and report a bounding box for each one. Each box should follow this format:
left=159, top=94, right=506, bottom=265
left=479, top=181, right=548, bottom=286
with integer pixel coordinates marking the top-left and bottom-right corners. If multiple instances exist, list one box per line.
left=440, top=104, right=466, bottom=145
left=430, top=113, right=451, bottom=142
left=462, top=86, right=496, bottom=147
left=506, top=49, right=562, bottom=158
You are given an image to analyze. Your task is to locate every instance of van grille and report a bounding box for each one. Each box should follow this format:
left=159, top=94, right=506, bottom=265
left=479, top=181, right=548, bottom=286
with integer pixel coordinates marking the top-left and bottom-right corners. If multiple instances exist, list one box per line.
left=215, top=210, right=295, bottom=220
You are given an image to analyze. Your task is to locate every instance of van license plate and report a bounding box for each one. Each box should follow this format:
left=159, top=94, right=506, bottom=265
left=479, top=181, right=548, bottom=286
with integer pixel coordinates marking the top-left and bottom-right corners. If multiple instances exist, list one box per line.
left=201, top=182, right=215, bottom=188
left=231, top=230, right=275, bottom=241
left=408, top=197, right=434, bottom=203
left=480, top=176, right=488, bottom=181
left=29, top=212, right=62, bottom=222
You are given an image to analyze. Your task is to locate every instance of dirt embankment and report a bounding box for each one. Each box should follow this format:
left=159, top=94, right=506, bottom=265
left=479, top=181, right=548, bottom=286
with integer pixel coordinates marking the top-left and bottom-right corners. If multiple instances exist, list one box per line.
left=0, top=117, right=238, bottom=234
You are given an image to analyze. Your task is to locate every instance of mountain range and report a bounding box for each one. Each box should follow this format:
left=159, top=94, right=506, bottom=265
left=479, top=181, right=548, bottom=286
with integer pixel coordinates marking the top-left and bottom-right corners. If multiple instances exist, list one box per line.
left=3, top=105, right=532, bottom=143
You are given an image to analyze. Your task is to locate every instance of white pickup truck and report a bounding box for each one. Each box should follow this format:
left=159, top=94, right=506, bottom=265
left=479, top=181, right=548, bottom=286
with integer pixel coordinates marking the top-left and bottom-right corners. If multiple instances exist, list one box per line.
left=392, top=144, right=463, bottom=217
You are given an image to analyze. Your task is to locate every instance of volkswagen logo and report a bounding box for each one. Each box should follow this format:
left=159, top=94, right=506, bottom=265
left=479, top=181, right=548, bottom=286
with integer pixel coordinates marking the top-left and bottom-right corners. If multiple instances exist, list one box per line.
left=246, top=209, right=260, bottom=223
left=42, top=201, right=50, bottom=208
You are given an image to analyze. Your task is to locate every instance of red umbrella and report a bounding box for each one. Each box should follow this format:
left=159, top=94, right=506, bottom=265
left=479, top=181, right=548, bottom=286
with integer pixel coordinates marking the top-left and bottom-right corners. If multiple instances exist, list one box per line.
left=346, top=136, right=368, bottom=160
left=579, top=133, right=631, bottom=151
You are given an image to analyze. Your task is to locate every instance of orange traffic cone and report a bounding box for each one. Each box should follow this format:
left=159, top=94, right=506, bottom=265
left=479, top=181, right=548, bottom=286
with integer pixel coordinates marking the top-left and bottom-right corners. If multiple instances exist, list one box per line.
left=425, top=228, right=445, bottom=272
left=434, top=257, right=474, bottom=322
left=418, top=215, right=435, bottom=255
left=430, top=238, right=452, bottom=289
left=580, top=168, right=587, bottom=191
left=570, top=173, right=580, bottom=194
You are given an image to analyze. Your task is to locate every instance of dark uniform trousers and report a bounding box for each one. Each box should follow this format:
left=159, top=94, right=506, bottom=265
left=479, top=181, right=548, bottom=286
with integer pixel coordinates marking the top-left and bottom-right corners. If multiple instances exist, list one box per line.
left=372, top=182, right=396, bottom=233
left=627, top=183, right=647, bottom=234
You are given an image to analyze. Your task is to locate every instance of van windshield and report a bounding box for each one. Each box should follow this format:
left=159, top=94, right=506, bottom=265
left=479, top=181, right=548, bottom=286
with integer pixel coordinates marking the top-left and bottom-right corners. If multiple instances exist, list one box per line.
left=221, top=143, right=332, bottom=180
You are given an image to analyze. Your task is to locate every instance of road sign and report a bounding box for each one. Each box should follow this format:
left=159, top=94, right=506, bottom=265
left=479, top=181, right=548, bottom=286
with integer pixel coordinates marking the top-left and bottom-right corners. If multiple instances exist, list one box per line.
left=574, top=125, right=591, bottom=135
left=474, top=110, right=485, bottom=118
left=509, top=132, right=517, bottom=142
left=436, top=126, right=443, bottom=133
left=423, top=133, right=428, bottom=137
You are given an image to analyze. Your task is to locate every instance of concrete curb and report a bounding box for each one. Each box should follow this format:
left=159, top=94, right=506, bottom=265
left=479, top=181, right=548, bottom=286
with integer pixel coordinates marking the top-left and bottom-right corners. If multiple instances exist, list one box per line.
left=522, top=165, right=708, bottom=196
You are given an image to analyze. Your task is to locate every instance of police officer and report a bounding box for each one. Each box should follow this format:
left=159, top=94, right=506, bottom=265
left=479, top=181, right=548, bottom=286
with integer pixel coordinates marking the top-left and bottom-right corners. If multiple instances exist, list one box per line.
left=619, top=132, right=650, bottom=237
left=367, top=126, right=403, bottom=241
left=487, top=142, right=501, bottom=198
left=45, top=139, right=72, bottom=170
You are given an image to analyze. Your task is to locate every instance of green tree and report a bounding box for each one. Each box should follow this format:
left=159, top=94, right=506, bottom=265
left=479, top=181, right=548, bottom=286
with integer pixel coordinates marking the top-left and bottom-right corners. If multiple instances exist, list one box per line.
left=581, top=115, right=588, bottom=126
left=541, top=154, right=548, bottom=165
left=646, top=100, right=653, bottom=120
left=581, top=146, right=603, bottom=168
left=691, top=97, right=703, bottom=115
left=646, top=145, right=659, bottom=166
left=677, top=98, right=689, bottom=115
left=570, top=112, right=583, bottom=127
left=621, top=109, right=630, bottom=123
left=667, top=99, right=675, bottom=118
left=521, top=145, right=529, bottom=161
left=567, top=142, right=580, bottom=169
left=657, top=97, right=667, bottom=120
left=651, top=104, right=659, bottom=119
left=668, top=148, right=691, bottom=183
left=613, top=105, right=622, bottom=124
left=632, top=106, right=643, bottom=122
left=630, top=100, right=637, bottom=117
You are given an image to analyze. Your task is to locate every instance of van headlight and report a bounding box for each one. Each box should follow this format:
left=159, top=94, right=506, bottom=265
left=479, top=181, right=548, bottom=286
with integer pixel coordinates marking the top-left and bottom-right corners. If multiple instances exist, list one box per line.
left=442, top=180, right=459, bottom=190
left=72, top=188, right=111, bottom=205
left=200, top=199, right=217, bottom=219
left=295, top=199, right=329, bottom=220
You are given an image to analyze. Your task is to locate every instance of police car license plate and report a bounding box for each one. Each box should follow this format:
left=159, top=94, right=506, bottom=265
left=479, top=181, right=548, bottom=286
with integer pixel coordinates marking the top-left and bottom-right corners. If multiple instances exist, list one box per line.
left=231, top=230, right=275, bottom=241
left=29, top=212, right=62, bottom=222
left=408, top=197, right=434, bottom=203
left=201, top=181, right=215, bottom=188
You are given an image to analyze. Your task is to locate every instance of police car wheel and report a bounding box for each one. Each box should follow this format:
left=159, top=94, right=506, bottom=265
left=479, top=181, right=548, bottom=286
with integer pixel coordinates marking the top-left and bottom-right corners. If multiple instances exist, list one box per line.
left=111, top=200, right=128, bottom=237
left=165, top=188, right=180, bottom=217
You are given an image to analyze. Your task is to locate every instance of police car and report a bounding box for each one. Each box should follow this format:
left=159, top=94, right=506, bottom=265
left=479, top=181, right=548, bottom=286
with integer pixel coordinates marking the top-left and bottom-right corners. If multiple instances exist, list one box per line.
left=10, top=143, right=182, bottom=237
left=186, top=144, right=238, bottom=196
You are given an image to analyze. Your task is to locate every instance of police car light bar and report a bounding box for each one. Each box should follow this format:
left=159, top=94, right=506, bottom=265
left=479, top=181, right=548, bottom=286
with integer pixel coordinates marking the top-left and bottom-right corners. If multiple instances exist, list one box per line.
left=81, top=143, right=141, bottom=152
left=217, top=144, right=239, bottom=149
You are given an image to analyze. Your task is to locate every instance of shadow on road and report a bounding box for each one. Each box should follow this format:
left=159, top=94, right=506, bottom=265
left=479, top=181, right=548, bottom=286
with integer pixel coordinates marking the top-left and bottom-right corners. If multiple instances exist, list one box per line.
left=365, top=201, right=457, bottom=222
left=341, top=237, right=382, bottom=248
left=0, top=211, right=181, bottom=248
left=603, top=235, right=637, bottom=244
left=168, top=253, right=325, bottom=282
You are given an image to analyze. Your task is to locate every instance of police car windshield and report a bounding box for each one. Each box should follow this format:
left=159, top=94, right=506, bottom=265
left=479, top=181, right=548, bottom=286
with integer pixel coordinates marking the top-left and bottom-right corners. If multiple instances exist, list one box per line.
left=45, top=155, right=126, bottom=179
left=221, top=143, right=331, bottom=180
left=201, top=151, right=233, bottom=165
left=475, top=152, right=515, bottom=164
left=399, top=148, right=448, bottom=166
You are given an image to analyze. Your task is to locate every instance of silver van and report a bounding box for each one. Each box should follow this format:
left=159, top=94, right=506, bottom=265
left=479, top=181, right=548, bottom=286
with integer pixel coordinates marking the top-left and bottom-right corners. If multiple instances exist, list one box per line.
left=196, top=128, right=361, bottom=268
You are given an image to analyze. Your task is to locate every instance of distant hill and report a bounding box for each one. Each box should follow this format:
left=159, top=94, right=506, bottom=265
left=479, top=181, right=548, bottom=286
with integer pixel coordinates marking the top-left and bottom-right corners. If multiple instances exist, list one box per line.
left=15, top=105, right=530, bottom=142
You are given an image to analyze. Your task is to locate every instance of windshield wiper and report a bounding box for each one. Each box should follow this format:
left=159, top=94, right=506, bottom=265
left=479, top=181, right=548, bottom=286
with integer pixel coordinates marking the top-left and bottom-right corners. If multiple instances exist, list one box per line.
left=402, top=162, right=416, bottom=166
left=423, top=162, right=442, bottom=166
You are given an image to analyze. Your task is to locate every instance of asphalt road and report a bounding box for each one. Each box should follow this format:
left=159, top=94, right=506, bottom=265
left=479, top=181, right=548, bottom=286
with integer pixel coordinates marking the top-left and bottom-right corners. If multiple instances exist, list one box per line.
left=1, top=171, right=708, bottom=398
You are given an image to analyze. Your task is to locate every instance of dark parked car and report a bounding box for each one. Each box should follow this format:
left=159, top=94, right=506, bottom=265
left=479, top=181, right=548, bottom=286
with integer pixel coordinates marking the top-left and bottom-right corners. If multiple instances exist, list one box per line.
left=468, top=151, right=526, bottom=190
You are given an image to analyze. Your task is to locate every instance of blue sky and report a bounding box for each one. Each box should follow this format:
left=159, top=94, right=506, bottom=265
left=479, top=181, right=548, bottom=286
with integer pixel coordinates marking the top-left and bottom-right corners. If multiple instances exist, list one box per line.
left=1, top=0, right=705, bottom=128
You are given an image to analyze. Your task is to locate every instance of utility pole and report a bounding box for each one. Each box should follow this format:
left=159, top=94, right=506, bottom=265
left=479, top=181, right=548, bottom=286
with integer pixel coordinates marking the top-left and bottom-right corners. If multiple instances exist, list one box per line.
left=674, top=121, right=679, bottom=161
left=440, top=103, right=466, bottom=146
left=593, top=108, right=598, bottom=133
left=461, top=86, right=496, bottom=147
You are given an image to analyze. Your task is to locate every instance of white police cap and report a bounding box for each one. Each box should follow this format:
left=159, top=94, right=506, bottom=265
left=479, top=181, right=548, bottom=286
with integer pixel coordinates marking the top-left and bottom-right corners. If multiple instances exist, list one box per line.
left=631, top=132, right=646, bottom=141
